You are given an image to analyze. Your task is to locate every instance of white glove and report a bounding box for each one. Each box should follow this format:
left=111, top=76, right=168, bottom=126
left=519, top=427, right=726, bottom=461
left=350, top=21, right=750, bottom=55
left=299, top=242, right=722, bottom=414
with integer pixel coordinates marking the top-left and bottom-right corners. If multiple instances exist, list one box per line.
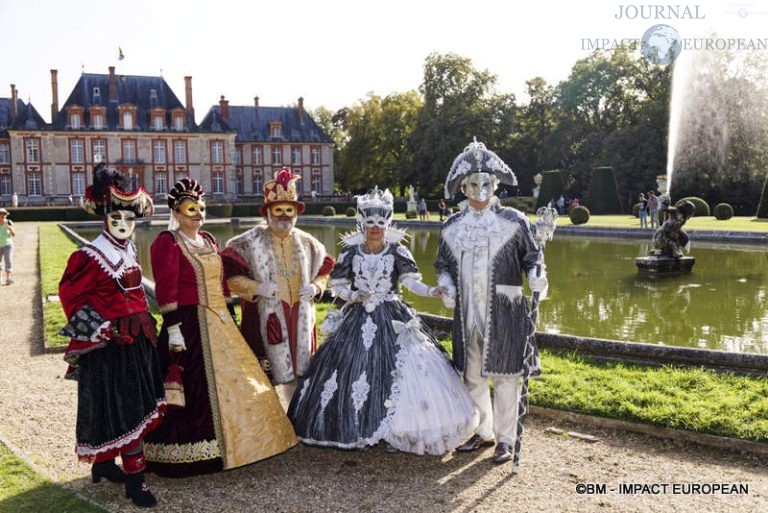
left=300, top=284, right=319, bottom=301
left=167, top=323, right=186, bottom=352
left=256, top=282, right=279, bottom=299
left=527, top=270, right=548, bottom=300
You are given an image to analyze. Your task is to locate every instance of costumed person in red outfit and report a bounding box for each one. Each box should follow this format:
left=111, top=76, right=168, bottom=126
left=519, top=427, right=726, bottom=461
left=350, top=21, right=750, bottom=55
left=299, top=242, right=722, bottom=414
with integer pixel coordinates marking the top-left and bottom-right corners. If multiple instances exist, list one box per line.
left=144, top=178, right=297, bottom=477
left=222, top=167, right=335, bottom=409
left=59, top=163, right=165, bottom=508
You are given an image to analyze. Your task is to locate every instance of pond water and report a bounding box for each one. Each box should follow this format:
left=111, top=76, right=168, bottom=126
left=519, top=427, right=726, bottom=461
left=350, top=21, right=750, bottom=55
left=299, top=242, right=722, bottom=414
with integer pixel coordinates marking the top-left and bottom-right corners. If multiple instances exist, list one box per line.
left=77, top=223, right=768, bottom=354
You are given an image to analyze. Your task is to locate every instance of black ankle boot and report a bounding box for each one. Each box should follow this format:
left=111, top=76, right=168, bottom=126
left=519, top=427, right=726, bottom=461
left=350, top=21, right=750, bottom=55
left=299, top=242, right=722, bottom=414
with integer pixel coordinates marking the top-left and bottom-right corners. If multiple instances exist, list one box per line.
left=91, top=460, right=126, bottom=483
left=125, top=471, right=157, bottom=508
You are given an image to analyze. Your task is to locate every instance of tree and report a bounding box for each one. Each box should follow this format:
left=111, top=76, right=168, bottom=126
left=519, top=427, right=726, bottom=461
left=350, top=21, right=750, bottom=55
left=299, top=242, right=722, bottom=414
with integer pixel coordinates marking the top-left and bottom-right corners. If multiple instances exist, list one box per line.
left=335, top=92, right=422, bottom=193
left=409, top=53, right=518, bottom=197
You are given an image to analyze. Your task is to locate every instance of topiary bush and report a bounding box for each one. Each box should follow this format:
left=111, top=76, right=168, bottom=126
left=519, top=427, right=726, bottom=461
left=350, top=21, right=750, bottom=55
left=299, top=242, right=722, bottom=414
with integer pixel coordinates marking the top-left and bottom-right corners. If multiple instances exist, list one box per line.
left=405, top=210, right=418, bottom=219
left=587, top=166, right=622, bottom=214
left=321, top=205, right=336, bottom=217
left=569, top=205, right=590, bottom=225
left=713, top=202, right=734, bottom=220
left=536, top=169, right=565, bottom=209
left=345, top=207, right=357, bottom=217
left=675, top=196, right=709, bottom=217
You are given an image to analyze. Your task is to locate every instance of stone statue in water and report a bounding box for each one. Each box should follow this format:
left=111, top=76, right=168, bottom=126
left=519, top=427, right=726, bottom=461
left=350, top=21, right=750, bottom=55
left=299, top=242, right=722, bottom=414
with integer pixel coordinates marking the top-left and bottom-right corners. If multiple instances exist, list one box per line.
left=650, top=198, right=695, bottom=258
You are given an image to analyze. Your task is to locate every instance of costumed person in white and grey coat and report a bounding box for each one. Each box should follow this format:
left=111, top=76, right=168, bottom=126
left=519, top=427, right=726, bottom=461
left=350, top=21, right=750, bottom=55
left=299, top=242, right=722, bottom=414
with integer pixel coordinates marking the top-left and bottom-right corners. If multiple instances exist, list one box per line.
left=221, top=167, right=335, bottom=409
left=435, top=139, right=548, bottom=467
left=288, top=188, right=477, bottom=454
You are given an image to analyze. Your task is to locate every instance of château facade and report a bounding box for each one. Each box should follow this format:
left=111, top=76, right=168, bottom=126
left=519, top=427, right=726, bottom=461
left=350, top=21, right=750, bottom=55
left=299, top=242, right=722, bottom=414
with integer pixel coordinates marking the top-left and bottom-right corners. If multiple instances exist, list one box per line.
left=0, top=68, right=335, bottom=205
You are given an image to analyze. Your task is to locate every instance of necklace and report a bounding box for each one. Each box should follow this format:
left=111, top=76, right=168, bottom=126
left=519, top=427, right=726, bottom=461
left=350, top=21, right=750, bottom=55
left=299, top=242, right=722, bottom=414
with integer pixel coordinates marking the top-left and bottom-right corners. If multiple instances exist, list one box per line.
left=179, top=230, right=205, bottom=248
left=273, top=235, right=298, bottom=279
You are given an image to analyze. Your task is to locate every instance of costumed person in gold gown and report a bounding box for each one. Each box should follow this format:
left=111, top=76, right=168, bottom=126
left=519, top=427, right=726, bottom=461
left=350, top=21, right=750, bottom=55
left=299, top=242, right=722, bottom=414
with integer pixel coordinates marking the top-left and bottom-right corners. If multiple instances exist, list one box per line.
left=59, top=163, right=165, bottom=508
left=144, top=178, right=297, bottom=477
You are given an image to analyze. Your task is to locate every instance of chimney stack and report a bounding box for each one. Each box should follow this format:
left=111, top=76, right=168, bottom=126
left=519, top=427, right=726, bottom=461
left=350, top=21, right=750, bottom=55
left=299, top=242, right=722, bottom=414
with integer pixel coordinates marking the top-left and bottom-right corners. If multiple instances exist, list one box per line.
left=108, top=66, right=117, bottom=101
left=184, top=76, right=195, bottom=120
left=219, top=95, right=229, bottom=122
left=10, top=84, right=17, bottom=120
left=254, top=96, right=259, bottom=108
left=50, top=69, right=59, bottom=122
left=298, top=96, right=305, bottom=123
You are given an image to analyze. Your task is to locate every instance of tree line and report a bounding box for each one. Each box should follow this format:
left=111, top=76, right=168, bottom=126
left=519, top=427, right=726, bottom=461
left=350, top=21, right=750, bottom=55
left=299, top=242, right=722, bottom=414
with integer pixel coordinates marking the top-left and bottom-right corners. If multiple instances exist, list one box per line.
left=314, top=46, right=768, bottom=215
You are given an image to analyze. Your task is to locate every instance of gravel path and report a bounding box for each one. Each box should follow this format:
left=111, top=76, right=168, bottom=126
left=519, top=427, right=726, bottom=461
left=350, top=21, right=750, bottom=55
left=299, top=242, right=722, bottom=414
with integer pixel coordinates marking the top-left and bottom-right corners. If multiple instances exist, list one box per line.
left=0, top=222, right=766, bottom=513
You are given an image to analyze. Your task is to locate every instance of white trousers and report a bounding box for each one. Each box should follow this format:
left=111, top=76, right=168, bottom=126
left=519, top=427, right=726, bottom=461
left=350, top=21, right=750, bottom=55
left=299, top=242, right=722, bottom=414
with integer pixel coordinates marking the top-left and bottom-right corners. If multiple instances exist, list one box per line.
left=465, top=329, right=522, bottom=445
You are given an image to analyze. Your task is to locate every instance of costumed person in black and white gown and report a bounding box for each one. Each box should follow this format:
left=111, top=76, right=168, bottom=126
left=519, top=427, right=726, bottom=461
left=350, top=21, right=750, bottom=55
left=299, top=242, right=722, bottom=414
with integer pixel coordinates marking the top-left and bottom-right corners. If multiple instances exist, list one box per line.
left=435, top=140, right=548, bottom=468
left=59, top=163, right=165, bottom=507
left=288, top=188, right=477, bottom=455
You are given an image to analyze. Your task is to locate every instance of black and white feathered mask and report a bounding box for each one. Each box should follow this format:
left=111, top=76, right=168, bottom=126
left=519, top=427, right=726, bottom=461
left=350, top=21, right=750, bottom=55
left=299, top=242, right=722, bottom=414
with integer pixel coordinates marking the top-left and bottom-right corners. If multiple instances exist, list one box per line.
left=444, top=138, right=517, bottom=200
left=341, top=187, right=407, bottom=247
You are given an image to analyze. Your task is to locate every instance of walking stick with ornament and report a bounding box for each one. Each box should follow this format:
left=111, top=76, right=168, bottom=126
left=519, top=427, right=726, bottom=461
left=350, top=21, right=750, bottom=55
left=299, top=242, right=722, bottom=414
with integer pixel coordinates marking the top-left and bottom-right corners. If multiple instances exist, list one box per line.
left=513, top=205, right=558, bottom=470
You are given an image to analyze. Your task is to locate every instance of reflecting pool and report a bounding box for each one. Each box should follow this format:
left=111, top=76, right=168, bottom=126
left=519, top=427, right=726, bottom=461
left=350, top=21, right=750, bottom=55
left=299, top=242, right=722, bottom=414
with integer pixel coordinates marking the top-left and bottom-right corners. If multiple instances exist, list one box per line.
left=77, top=223, right=768, bottom=354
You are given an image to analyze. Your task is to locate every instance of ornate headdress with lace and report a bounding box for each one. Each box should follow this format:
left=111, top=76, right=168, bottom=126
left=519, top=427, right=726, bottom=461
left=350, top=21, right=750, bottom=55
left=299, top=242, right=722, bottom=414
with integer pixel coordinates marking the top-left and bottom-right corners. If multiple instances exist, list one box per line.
left=341, top=187, right=407, bottom=247
left=444, top=138, right=518, bottom=199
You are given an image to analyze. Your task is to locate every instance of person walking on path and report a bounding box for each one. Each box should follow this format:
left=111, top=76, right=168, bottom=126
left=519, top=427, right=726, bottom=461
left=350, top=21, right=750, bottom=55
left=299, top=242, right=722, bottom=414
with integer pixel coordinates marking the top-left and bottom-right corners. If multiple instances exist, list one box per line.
left=638, top=193, right=649, bottom=229
left=0, top=208, right=15, bottom=285
left=648, top=191, right=660, bottom=229
left=417, top=197, right=428, bottom=221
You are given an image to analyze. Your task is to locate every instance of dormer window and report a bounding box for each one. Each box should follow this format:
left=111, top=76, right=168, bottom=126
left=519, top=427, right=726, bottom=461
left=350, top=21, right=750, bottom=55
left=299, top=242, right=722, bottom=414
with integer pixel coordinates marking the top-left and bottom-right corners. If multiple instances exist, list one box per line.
left=174, top=116, right=184, bottom=130
left=150, top=89, right=158, bottom=108
left=70, top=113, right=81, bottom=129
left=270, top=122, right=283, bottom=138
left=92, top=87, right=101, bottom=104
left=119, top=104, right=138, bottom=130
left=67, top=105, right=85, bottom=129
left=153, top=115, right=164, bottom=130
left=92, top=114, right=104, bottom=129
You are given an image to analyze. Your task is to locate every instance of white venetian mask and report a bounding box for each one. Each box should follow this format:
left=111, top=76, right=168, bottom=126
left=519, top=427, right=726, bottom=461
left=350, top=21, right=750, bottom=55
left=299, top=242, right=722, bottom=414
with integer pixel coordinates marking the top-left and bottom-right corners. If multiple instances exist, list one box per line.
left=463, top=172, right=496, bottom=202
left=107, top=210, right=137, bottom=240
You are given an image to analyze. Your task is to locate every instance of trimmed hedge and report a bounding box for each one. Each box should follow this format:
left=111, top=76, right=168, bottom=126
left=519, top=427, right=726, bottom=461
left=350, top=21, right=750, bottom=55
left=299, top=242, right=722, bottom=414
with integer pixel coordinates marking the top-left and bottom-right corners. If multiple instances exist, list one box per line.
left=502, top=196, right=536, bottom=213
left=206, top=204, right=233, bottom=218
left=587, top=166, right=622, bottom=214
left=322, top=206, right=336, bottom=216
left=569, top=205, right=590, bottom=225
left=675, top=196, right=709, bottom=217
left=345, top=207, right=357, bottom=217
left=758, top=173, right=768, bottom=219
left=0, top=207, right=95, bottom=222
left=536, top=170, right=565, bottom=209
left=713, top=202, right=734, bottom=220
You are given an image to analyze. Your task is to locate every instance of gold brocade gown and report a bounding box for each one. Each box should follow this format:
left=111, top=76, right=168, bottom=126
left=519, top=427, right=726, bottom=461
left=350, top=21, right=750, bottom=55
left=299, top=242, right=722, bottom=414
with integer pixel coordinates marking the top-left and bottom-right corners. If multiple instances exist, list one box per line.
left=145, top=232, right=297, bottom=477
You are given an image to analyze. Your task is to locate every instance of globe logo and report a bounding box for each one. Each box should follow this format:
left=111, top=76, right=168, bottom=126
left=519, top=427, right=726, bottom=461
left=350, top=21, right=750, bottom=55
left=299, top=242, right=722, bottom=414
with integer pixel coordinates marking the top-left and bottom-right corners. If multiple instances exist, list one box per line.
left=641, top=24, right=682, bottom=65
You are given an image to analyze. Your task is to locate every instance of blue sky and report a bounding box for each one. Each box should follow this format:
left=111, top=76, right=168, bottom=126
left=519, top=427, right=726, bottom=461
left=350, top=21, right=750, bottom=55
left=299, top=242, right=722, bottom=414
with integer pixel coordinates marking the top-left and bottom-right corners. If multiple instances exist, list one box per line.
left=1, top=0, right=763, bottom=122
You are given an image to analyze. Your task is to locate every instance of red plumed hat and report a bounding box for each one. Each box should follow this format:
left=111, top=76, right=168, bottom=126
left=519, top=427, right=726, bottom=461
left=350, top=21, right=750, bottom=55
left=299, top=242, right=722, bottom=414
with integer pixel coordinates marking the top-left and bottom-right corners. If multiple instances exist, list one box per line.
left=260, top=167, right=305, bottom=216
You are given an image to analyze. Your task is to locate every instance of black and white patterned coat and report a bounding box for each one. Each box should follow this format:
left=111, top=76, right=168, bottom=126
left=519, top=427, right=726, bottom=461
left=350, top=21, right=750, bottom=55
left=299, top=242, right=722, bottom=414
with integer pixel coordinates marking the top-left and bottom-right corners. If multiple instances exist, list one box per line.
left=435, top=202, right=540, bottom=376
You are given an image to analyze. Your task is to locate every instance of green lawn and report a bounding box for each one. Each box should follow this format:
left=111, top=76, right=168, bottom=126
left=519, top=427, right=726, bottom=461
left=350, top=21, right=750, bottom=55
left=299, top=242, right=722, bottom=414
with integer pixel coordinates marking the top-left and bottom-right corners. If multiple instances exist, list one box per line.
left=39, top=224, right=78, bottom=348
left=0, top=443, right=103, bottom=513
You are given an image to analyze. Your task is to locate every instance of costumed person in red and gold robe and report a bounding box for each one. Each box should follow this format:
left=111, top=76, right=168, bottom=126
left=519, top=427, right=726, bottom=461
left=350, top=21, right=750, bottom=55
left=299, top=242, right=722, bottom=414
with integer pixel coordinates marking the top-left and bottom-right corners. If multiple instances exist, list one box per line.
left=59, top=163, right=165, bottom=508
left=222, top=167, right=335, bottom=409
left=144, top=178, right=297, bottom=477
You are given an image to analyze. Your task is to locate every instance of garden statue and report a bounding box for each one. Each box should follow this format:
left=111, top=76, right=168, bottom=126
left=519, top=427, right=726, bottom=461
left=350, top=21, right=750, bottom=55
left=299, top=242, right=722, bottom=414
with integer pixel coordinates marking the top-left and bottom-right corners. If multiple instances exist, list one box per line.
left=650, top=198, right=695, bottom=258
left=636, top=198, right=696, bottom=276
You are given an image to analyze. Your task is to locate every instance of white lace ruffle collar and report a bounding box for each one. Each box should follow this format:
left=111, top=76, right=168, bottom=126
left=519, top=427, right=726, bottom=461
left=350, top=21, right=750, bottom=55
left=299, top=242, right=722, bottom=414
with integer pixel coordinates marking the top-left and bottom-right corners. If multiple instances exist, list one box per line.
left=82, top=232, right=140, bottom=280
